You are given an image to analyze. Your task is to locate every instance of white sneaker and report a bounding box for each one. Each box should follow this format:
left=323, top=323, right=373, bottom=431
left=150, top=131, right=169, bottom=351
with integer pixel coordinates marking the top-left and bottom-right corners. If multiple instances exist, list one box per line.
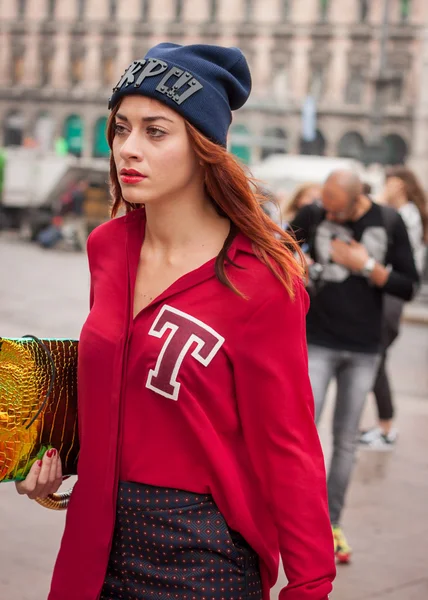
left=359, top=427, right=398, bottom=450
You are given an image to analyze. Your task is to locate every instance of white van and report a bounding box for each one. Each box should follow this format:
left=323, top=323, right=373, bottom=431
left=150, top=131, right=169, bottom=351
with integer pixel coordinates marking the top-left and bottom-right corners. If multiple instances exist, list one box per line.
left=251, top=154, right=383, bottom=198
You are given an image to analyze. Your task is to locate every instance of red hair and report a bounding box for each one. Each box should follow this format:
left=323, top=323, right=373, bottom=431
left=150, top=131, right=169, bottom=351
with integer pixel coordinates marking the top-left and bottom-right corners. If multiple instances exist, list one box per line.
left=106, top=106, right=304, bottom=298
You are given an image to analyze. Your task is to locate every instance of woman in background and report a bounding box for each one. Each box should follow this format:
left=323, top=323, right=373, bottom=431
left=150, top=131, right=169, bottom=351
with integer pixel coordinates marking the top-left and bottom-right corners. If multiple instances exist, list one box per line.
left=360, top=166, right=427, bottom=448
left=282, top=182, right=321, bottom=225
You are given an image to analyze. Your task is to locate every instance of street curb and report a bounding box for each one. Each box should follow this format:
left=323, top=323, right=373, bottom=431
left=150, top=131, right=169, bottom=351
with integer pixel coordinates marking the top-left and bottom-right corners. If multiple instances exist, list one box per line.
left=403, top=316, right=428, bottom=325
left=402, top=307, right=428, bottom=325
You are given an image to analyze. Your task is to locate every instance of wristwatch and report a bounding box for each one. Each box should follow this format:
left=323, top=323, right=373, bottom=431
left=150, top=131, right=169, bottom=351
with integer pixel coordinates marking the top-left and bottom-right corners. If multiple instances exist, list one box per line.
left=361, top=257, right=376, bottom=278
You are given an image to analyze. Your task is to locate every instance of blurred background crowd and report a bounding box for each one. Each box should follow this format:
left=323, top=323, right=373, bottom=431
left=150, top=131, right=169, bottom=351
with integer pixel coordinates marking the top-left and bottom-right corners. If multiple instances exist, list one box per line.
left=0, top=0, right=428, bottom=262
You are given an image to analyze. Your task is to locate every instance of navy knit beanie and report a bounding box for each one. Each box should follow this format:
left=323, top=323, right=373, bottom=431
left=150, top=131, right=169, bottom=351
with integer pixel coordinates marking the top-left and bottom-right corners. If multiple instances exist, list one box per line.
left=108, top=43, right=252, bottom=147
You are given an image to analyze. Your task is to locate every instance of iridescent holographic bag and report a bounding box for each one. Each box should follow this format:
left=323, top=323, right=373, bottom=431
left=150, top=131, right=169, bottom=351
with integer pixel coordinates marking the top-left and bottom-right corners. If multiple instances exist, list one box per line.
left=0, top=336, right=79, bottom=509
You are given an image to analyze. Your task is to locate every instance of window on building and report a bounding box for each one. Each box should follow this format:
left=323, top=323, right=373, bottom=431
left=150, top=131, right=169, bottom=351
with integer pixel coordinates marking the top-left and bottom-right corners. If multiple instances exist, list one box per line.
left=41, top=54, right=53, bottom=85
left=77, top=0, right=86, bottom=19
left=93, top=117, right=110, bottom=157
left=400, top=0, right=411, bottom=22
left=230, top=123, right=252, bottom=164
left=382, top=133, right=408, bottom=164
left=109, top=0, right=117, bottom=18
left=47, top=0, right=56, bottom=18
left=140, top=0, right=150, bottom=21
left=11, top=54, right=25, bottom=84
left=319, top=0, right=329, bottom=22
left=174, top=0, right=183, bottom=21
left=208, top=0, right=218, bottom=22
left=359, top=0, right=369, bottom=22
left=34, top=112, right=55, bottom=152
left=244, top=0, right=253, bottom=22
left=299, top=129, right=326, bottom=156
left=17, top=0, right=27, bottom=18
left=389, top=75, right=404, bottom=103
left=337, top=131, right=365, bottom=161
left=272, top=65, right=289, bottom=100
left=63, top=114, right=84, bottom=157
left=71, top=57, right=83, bottom=85
left=309, top=64, right=325, bottom=100
left=102, top=56, right=115, bottom=86
left=4, top=111, right=25, bottom=146
left=261, top=127, right=288, bottom=160
left=345, top=69, right=365, bottom=104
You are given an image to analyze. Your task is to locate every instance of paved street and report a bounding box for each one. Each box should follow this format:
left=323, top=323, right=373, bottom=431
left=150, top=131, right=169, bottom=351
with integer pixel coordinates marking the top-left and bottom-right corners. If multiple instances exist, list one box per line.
left=0, top=234, right=427, bottom=600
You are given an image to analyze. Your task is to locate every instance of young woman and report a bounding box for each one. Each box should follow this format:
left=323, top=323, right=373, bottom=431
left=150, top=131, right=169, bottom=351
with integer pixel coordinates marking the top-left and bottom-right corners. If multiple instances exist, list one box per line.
left=360, top=166, right=427, bottom=448
left=16, top=43, right=335, bottom=599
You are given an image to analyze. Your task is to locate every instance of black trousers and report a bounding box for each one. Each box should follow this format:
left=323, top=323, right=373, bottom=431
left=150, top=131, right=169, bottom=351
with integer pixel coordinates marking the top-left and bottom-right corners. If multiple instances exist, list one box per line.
left=100, top=482, right=263, bottom=600
left=373, top=295, right=404, bottom=421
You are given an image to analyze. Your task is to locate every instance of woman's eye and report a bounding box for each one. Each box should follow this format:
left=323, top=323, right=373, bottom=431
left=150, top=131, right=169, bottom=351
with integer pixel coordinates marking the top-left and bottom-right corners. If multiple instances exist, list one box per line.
left=114, top=123, right=128, bottom=136
left=147, top=126, right=166, bottom=139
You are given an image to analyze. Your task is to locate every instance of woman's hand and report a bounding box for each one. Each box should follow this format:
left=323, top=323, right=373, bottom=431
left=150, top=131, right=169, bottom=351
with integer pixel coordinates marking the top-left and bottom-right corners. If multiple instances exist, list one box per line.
left=15, top=448, right=63, bottom=500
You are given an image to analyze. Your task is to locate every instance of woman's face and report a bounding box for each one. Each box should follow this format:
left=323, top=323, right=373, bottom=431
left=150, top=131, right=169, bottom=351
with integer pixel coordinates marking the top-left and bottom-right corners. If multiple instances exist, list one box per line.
left=112, top=96, right=201, bottom=206
left=383, top=176, right=405, bottom=207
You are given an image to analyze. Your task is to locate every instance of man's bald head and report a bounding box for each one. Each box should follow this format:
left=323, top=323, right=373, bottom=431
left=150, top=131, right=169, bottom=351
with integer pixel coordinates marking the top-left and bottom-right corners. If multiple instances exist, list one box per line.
left=325, top=170, right=362, bottom=200
left=322, top=170, right=363, bottom=223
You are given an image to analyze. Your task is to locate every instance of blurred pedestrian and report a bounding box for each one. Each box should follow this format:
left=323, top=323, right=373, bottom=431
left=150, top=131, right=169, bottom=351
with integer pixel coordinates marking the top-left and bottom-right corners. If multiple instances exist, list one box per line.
left=291, top=169, right=419, bottom=563
left=37, top=215, right=63, bottom=249
left=360, top=166, right=428, bottom=449
left=283, top=182, right=321, bottom=224
left=16, top=43, right=335, bottom=600
left=68, top=178, right=89, bottom=251
left=384, top=166, right=427, bottom=272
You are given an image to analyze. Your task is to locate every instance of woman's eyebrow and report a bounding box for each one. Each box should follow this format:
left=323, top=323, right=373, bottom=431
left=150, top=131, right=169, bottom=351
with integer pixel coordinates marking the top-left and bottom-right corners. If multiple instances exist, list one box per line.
left=142, top=116, right=174, bottom=124
left=115, top=113, right=173, bottom=124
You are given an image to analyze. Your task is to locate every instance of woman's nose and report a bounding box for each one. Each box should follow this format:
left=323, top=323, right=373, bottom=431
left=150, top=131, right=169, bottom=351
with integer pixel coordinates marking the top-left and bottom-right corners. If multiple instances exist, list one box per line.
left=119, top=132, right=143, bottom=161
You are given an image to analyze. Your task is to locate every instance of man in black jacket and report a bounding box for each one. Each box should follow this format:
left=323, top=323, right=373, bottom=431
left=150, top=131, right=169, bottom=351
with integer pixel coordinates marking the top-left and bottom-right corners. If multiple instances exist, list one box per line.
left=291, top=170, right=419, bottom=563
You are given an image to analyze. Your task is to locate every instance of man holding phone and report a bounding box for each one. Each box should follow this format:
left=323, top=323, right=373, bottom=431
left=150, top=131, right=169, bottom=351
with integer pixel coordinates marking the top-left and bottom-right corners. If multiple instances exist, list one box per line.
left=291, top=170, right=419, bottom=563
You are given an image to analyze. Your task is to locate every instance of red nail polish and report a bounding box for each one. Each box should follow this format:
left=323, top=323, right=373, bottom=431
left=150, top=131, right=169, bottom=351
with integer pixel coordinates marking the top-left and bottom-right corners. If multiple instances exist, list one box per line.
left=47, top=449, right=56, bottom=458
left=37, top=460, right=43, bottom=467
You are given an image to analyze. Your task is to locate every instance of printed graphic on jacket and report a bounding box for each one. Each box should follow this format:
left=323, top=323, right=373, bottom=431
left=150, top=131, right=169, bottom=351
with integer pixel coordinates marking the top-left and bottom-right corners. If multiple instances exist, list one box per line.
left=146, top=305, right=225, bottom=401
left=315, top=221, right=388, bottom=283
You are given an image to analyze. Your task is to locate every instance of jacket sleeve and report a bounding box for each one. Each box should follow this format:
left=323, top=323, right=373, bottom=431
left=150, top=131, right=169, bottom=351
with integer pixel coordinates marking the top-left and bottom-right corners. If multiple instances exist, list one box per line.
left=233, top=281, right=335, bottom=600
left=383, top=212, right=420, bottom=301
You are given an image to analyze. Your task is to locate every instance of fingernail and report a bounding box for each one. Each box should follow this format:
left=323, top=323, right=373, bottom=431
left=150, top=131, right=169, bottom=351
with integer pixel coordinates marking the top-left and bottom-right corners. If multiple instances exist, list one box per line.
left=37, top=460, right=43, bottom=467
left=47, top=449, right=56, bottom=458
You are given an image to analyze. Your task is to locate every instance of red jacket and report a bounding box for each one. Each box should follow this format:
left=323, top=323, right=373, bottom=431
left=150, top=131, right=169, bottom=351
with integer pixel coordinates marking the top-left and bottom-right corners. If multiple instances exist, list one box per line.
left=49, top=208, right=335, bottom=599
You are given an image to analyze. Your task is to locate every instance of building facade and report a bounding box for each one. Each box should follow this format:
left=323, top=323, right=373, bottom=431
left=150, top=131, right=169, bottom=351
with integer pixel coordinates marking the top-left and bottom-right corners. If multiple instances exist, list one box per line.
left=1, top=0, right=427, bottom=180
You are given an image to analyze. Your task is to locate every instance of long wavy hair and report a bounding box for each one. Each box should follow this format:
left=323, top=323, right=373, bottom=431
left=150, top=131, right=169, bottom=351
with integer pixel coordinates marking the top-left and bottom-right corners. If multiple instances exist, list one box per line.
left=386, top=165, right=428, bottom=243
left=106, top=103, right=304, bottom=298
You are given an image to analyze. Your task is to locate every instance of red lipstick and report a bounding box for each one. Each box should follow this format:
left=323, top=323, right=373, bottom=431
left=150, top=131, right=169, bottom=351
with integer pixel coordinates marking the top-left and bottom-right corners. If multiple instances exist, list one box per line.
left=120, top=168, right=147, bottom=185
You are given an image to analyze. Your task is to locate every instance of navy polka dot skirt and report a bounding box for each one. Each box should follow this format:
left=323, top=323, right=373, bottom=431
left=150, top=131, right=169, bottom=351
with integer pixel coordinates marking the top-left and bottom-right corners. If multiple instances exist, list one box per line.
left=100, top=481, right=263, bottom=600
